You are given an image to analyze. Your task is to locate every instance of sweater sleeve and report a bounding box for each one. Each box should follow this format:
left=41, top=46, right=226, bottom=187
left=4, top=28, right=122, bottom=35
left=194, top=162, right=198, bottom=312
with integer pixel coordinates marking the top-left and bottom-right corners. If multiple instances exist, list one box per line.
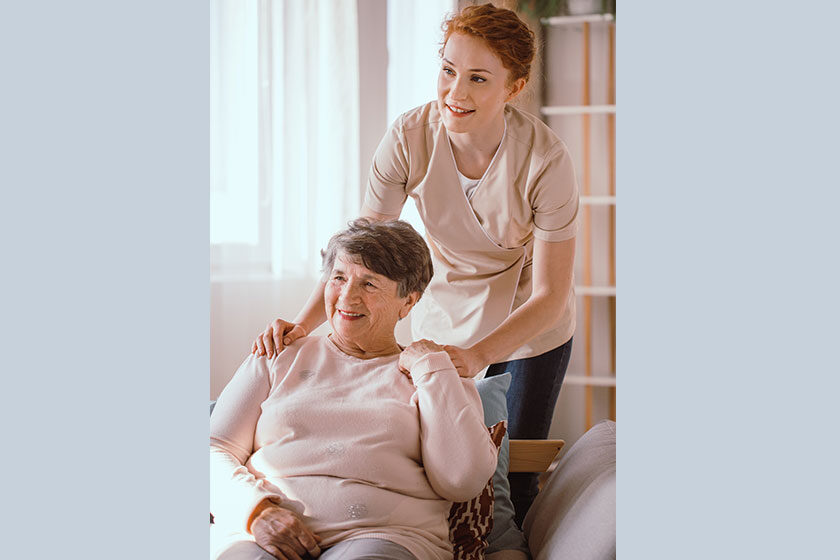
left=411, top=351, right=499, bottom=502
left=210, top=354, right=290, bottom=533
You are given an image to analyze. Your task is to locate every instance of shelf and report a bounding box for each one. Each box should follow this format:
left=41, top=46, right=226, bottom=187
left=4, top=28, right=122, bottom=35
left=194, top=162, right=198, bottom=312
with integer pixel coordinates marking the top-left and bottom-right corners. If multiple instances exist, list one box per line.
left=564, top=375, right=616, bottom=387
left=580, top=195, right=615, bottom=206
left=541, top=105, right=615, bottom=116
left=542, top=9, right=616, bottom=427
left=541, top=14, right=615, bottom=26
left=576, top=285, right=616, bottom=297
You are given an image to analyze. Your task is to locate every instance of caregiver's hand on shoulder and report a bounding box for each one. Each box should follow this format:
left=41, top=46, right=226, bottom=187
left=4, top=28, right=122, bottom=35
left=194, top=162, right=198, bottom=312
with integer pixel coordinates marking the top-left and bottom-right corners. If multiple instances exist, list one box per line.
left=251, top=318, right=308, bottom=359
left=443, top=345, right=485, bottom=378
left=399, top=339, right=446, bottom=377
left=251, top=505, right=323, bottom=560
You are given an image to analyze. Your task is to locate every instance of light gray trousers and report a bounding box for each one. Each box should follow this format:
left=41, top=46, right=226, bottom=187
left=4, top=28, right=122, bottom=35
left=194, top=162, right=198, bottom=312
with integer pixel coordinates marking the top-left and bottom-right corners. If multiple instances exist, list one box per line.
left=216, top=538, right=417, bottom=560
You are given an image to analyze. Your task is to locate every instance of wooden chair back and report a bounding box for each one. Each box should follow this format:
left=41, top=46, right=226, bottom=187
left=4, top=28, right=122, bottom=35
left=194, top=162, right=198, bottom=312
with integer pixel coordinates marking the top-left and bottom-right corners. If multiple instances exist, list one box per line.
left=508, top=439, right=564, bottom=472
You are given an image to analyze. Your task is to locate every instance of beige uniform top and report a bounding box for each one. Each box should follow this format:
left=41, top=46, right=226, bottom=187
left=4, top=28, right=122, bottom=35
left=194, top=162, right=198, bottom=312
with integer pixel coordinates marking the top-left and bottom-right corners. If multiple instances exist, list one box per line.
left=364, top=102, right=579, bottom=362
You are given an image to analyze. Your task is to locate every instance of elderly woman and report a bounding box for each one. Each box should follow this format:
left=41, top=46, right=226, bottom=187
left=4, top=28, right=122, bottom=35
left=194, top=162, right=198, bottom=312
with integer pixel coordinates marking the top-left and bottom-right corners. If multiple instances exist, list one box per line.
left=211, top=219, right=498, bottom=560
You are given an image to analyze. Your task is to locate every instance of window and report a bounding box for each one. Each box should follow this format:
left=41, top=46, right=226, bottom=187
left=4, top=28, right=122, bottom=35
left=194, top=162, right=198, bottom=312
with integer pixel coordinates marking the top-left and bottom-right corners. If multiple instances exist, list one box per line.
left=211, top=0, right=360, bottom=279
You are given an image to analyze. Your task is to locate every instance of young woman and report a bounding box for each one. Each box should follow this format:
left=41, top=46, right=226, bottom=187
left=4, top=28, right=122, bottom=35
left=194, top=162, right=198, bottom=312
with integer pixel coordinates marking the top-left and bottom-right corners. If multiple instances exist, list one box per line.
left=253, top=3, right=578, bottom=527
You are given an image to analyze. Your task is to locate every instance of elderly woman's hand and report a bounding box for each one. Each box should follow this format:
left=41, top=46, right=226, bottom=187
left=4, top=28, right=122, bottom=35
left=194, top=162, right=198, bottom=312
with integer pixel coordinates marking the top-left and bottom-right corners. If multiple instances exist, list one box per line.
left=251, top=318, right=309, bottom=359
left=398, top=339, right=447, bottom=377
left=251, top=505, right=323, bottom=560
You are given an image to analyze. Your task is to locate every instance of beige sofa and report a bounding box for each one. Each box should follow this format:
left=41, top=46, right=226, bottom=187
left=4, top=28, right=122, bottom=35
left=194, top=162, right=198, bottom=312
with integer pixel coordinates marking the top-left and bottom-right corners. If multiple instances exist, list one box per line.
left=517, top=420, right=616, bottom=560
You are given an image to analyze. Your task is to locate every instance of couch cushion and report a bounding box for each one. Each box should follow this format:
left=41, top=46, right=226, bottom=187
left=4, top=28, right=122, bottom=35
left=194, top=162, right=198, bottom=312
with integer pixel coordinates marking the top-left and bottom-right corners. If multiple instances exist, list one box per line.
left=475, top=374, right=530, bottom=555
left=523, top=420, right=616, bottom=560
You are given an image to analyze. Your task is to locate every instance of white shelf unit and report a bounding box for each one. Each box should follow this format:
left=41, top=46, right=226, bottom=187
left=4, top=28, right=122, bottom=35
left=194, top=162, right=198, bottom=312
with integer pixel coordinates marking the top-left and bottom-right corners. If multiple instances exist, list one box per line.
left=564, top=375, right=617, bottom=387
left=541, top=14, right=615, bottom=26
left=540, top=10, right=616, bottom=429
left=576, top=285, right=616, bottom=297
left=580, top=195, right=616, bottom=206
left=541, top=104, right=615, bottom=116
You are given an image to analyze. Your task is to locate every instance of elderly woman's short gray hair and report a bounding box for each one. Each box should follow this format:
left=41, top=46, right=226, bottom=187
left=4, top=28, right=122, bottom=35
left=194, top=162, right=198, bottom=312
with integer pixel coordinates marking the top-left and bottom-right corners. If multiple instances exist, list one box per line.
left=321, top=218, right=434, bottom=298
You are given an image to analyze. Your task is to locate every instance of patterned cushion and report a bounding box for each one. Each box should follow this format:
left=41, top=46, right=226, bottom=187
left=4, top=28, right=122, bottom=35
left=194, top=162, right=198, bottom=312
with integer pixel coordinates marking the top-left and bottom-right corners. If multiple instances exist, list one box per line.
left=449, top=420, right=506, bottom=560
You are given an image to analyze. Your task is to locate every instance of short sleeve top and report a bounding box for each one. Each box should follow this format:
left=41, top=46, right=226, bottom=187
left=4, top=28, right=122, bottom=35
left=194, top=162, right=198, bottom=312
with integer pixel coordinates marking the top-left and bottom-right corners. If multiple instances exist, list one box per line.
left=364, top=101, right=578, bottom=360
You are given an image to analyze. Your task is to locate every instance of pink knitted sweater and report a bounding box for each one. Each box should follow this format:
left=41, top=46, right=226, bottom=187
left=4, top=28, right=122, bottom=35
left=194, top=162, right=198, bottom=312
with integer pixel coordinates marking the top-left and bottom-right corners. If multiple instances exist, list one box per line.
left=210, top=336, right=497, bottom=559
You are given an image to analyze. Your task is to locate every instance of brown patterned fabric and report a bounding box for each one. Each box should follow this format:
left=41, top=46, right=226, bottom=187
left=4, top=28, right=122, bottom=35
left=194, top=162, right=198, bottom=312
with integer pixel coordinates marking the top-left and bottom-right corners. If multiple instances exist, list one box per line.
left=449, top=421, right=506, bottom=560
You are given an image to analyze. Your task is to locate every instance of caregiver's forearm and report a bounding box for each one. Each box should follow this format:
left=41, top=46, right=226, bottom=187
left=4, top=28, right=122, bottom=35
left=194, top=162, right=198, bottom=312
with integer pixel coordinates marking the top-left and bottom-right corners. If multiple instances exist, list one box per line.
left=469, top=236, right=575, bottom=368
left=469, top=288, right=570, bottom=368
left=293, top=280, right=328, bottom=335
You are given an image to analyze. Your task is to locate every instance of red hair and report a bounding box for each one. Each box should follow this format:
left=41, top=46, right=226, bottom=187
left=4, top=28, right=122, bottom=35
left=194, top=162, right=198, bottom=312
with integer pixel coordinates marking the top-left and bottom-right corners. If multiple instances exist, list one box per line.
left=440, top=3, right=536, bottom=85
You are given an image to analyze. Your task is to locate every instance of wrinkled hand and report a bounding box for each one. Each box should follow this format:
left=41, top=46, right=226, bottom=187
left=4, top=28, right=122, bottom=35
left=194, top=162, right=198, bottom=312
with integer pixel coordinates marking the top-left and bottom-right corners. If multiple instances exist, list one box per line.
left=251, top=318, right=308, bottom=359
left=443, top=345, right=485, bottom=378
left=398, top=339, right=447, bottom=378
left=251, top=505, right=323, bottom=560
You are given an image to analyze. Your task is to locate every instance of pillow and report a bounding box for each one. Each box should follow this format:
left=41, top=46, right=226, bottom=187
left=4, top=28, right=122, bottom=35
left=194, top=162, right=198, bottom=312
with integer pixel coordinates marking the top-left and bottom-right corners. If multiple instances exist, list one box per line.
left=449, top=421, right=506, bottom=560
left=474, top=374, right=530, bottom=556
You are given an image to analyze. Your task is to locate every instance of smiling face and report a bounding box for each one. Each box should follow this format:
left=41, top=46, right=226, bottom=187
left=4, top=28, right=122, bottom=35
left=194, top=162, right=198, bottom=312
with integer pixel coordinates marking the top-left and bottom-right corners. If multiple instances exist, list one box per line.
left=324, top=252, right=419, bottom=357
left=437, top=32, right=525, bottom=136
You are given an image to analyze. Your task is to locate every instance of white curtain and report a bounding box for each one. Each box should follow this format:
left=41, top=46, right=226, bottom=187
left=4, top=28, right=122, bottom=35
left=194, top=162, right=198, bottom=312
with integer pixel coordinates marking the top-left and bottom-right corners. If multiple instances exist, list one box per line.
left=386, top=0, right=456, bottom=237
left=386, top=0, right=456, bottom=124
left=211, top=1, right=260, bottom=247
left=211, top=0, right=360, bottom=278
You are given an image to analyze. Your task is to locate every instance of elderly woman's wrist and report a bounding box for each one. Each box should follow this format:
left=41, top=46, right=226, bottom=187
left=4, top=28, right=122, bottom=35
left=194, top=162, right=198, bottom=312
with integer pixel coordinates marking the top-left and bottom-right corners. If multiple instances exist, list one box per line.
left=247, top=497, right=284, bottom=533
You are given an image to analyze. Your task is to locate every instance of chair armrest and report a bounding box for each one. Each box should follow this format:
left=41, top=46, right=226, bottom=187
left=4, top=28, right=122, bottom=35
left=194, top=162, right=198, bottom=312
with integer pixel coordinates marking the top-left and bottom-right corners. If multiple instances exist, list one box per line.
left=508, top=439, right=564, bottom=472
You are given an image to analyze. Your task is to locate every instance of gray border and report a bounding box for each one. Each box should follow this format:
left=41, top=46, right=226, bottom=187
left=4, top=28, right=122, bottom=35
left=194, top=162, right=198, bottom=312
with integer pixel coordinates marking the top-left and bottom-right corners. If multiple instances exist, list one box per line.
left=1, top=1, right=209, bottom=557
left=620, top=1, right=840, bottom=558
left=3, top=0, right=840, bottom=558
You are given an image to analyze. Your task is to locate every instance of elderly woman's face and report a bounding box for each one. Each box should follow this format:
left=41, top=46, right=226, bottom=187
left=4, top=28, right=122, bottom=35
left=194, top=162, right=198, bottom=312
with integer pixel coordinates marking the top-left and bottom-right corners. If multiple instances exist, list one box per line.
left=325, top=252, right=416, bottom=349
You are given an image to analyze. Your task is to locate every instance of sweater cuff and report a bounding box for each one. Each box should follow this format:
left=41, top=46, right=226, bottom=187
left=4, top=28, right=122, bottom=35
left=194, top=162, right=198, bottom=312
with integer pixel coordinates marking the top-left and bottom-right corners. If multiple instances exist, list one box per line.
left=246, top=496, right=285, bottom=533
left=410, top=351, right=456, bottom=385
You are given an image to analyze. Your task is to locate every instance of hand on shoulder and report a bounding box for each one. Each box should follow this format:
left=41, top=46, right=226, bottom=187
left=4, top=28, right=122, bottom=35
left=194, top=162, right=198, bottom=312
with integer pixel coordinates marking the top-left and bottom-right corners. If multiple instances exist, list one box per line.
left=398, top=339, right=446, bottom=376
left=442, top=345, right=485, bottom=378
left=251, top=318, right=309, bottom=359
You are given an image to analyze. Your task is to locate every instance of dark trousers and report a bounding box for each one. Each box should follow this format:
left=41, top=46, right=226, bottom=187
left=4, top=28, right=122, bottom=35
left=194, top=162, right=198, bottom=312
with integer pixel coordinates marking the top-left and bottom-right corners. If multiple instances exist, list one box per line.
left=485, top=337, right=573, bottom=527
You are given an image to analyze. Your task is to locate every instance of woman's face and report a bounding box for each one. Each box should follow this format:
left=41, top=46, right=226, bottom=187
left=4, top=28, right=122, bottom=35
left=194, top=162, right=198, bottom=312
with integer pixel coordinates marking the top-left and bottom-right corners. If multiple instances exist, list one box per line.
left=437, top=32, right=523, bottom=135
left=324, top=252, right=417, bottom=351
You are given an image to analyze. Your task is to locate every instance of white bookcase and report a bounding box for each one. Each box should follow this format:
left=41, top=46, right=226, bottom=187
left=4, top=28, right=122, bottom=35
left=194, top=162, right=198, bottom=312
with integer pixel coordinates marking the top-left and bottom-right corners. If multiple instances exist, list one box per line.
left=539, top=11, right=617, bottom=433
